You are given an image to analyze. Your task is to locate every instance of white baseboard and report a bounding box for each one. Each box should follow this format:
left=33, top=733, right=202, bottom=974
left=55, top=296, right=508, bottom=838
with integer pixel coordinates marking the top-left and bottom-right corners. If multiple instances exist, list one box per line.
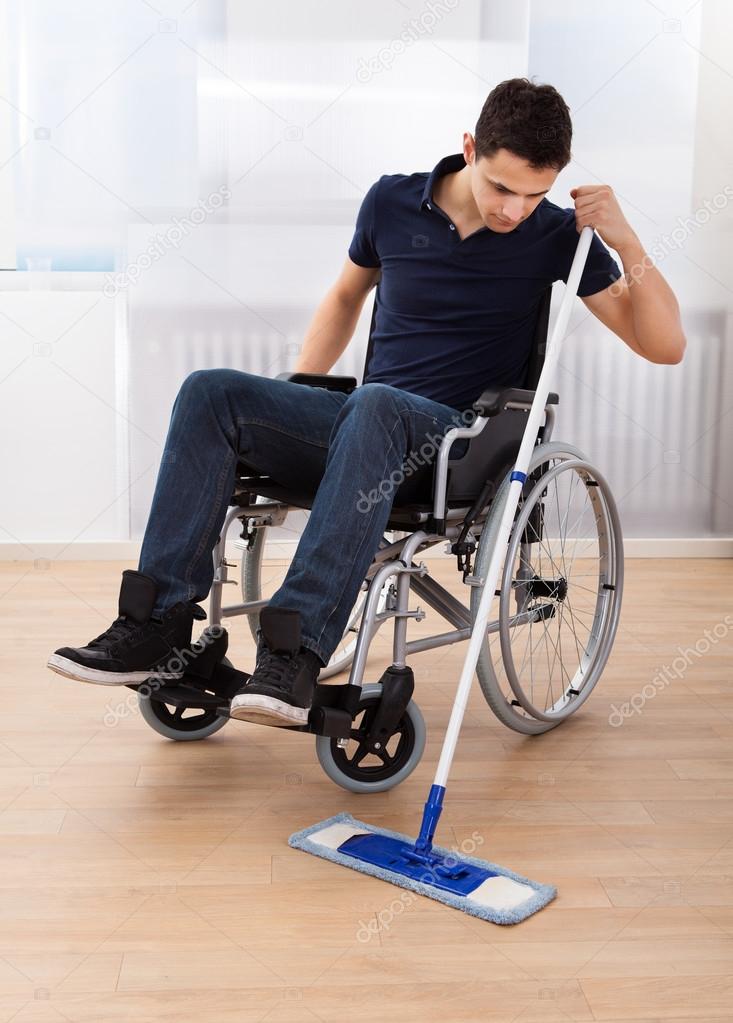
left=1, top=536, right=731, bottom=562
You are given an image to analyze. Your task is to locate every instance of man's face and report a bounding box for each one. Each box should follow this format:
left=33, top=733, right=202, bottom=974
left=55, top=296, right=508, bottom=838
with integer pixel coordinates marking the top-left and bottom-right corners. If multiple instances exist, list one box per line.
left=465, top=139, right=559, bottom=232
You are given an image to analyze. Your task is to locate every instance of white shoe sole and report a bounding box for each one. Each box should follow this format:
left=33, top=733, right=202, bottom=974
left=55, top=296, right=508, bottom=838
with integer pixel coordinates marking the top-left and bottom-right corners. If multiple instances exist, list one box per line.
left=47, top=654, right=183, bottom=686
left=229, top=692, right=309, bottom=727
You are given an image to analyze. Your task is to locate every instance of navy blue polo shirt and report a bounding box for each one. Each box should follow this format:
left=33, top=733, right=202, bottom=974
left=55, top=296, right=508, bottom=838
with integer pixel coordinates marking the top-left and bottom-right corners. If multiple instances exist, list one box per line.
left=348, top=152, right=623, bottom=411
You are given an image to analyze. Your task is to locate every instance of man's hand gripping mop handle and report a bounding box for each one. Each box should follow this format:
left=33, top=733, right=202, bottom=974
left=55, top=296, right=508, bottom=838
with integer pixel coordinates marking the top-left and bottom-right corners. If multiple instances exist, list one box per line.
left=414, top=226, right=594, bottom=855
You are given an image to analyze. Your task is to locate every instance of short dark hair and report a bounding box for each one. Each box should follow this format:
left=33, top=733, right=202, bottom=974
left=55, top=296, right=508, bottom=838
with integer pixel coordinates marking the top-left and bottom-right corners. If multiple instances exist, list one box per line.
left=474, top=78, right=572, bottom=171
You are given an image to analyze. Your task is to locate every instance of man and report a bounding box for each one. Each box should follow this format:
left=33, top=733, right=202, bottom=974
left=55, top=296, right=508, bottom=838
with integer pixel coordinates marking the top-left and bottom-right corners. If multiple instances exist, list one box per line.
left=47, top=77, right=685, bottom=728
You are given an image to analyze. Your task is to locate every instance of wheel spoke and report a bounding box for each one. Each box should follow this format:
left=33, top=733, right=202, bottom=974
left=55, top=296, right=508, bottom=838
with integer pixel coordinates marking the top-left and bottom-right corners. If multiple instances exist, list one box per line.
left=349, top=742, right=372, bottom=768
left=377, top=742, right=398, bottom=768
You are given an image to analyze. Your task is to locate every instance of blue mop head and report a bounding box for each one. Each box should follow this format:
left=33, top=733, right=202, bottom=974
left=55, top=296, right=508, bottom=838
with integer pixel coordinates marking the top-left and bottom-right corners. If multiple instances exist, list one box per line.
left=289, top=812, right=556, bottom=925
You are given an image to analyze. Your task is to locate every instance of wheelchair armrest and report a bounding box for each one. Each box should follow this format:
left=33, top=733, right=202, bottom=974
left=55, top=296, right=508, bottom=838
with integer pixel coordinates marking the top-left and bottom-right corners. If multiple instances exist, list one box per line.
left=473, top=387, right=559, bottom=417
left=276, top=372, right=357, bottom=394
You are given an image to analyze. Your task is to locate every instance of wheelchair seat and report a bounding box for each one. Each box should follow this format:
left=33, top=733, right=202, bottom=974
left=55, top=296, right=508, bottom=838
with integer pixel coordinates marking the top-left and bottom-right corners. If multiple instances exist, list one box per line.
left=233, top=383, right=558, bottom=531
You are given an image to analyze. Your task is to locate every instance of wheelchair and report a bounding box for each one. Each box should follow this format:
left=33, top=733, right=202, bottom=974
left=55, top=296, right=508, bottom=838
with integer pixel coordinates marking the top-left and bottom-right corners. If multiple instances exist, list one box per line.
left=136, top=285, right=624, bottom=793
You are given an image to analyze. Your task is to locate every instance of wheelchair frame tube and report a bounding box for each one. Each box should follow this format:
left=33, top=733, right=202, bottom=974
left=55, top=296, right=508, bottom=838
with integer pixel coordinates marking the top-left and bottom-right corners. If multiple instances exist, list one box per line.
left=432, top=415, right=489, bottom=524
left=433, top=226, right=594, bottom=789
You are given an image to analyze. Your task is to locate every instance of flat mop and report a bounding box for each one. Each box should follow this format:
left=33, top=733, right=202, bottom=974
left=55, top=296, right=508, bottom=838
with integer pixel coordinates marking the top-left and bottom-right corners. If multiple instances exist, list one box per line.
left=290, top=227, right=595, bottom=925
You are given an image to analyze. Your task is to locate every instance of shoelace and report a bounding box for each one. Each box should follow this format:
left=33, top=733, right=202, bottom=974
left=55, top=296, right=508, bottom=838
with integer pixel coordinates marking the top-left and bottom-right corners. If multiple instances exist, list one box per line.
left=253, top=646, right=304, bottom=694
left=87, top=615, right=141, bottom=649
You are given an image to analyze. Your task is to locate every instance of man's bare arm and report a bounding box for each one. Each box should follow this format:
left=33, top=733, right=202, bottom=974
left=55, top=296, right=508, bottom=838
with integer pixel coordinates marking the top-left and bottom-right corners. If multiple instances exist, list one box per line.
left=293, top=258, right=381, bottom=374
left=572, top=184, right=686, bottom=364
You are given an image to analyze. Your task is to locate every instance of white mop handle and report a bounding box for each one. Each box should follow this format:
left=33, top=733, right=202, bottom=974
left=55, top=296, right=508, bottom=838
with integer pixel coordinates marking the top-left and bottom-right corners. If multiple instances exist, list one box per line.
left=433, top=226, right=594, bottom=787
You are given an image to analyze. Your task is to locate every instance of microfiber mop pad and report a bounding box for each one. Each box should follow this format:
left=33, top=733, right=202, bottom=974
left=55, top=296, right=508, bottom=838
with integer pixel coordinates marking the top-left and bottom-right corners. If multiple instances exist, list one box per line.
left=289, top=812, right=557, bottom=925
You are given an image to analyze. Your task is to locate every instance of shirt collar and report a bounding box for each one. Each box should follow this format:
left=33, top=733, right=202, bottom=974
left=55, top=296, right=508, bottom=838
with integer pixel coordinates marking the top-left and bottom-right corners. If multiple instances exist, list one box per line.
left=420, top=153, right=466, bottom=210
left=420, top=151, right=530, bottom=233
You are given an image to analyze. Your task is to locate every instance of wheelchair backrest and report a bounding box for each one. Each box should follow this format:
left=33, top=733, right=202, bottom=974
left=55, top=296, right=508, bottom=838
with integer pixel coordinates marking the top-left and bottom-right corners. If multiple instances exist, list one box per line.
left=446, top=285, right=554, bottom=501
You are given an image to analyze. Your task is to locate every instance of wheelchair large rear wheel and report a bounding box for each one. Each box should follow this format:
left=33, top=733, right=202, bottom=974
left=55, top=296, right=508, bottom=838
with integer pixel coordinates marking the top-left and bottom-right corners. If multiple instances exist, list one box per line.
left=470, top=442, right=623, bottom=733
left=240, top=502, right=391, bottom=679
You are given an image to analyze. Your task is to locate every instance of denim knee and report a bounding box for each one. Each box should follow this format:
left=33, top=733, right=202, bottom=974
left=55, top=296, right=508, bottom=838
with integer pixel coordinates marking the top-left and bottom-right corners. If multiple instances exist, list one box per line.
left=345, top=382, right=405, bottom=413
left=178, top=367, right=251, bottom=399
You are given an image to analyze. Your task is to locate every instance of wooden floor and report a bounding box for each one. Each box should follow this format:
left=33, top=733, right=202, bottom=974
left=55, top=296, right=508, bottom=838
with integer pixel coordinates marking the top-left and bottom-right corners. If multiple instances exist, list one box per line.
left=1, top=557, right=732, bottom=1022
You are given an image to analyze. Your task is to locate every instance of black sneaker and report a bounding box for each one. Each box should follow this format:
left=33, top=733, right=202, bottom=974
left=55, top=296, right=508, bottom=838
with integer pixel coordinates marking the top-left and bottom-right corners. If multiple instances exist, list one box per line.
left=47, top=569, right=206, bottom=686
left=229, top=607, right=322, bottom=727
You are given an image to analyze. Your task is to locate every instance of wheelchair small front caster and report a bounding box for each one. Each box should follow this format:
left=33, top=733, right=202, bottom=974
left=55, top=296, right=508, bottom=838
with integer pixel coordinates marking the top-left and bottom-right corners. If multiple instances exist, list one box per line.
left=315, top=682, right=426, bottom=793
left=137, top=656, right=236, bottom=741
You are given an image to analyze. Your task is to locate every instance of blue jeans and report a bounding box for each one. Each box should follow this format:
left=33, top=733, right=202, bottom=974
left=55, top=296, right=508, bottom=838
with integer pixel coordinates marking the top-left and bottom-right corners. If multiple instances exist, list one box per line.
left=138, top=370, right=471, bottom=666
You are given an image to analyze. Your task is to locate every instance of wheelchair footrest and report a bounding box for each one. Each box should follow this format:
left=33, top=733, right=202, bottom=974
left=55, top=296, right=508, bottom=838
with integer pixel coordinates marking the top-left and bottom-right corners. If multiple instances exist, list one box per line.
left=145, top=681, right=226, bottom=710
left=307, top=683, right=364, bottom=738
left=147, top=659, right=252, bottom=714
left=300, top=667, right=417, bottom=741
left=207, top=661, right=252, bottom=701
left=139, top=662, right=418, bottom=745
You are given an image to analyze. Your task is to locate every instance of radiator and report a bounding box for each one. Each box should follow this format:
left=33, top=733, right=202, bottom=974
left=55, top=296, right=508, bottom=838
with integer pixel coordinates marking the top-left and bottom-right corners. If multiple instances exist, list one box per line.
left=127, top=304, right=369, bottom=539
left=128, top=305, right=731, bottom=541
left=553, top=308, right=731, bottom=537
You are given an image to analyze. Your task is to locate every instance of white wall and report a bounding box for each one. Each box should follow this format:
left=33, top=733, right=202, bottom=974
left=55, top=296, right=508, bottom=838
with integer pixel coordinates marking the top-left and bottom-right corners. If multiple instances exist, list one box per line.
left=0, top=279, right=123, bottom=550
left=0, top=0, right=731, bottom=559
left=0, top=2, right=16, bottom=269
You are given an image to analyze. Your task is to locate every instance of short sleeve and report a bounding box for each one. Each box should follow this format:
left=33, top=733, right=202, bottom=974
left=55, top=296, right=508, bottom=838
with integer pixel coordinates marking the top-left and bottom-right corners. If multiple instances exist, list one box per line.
left=348, top=179, right=381, bottom=268
left=555, top=213, right=623, bottom=297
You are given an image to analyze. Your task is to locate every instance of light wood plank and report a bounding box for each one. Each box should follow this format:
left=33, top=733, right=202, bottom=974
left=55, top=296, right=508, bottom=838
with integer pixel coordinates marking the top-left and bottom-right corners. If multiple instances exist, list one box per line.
left=0, top=556, right=730, bottom=1022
